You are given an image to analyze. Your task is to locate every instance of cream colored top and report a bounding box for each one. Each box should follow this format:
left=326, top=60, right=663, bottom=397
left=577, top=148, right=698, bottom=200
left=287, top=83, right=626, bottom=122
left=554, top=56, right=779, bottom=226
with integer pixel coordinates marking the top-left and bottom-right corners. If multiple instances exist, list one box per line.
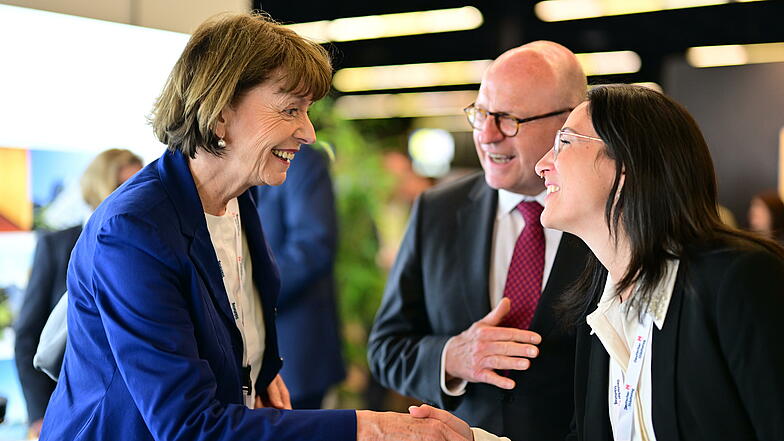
left=204, top=198, right=265, bottom=409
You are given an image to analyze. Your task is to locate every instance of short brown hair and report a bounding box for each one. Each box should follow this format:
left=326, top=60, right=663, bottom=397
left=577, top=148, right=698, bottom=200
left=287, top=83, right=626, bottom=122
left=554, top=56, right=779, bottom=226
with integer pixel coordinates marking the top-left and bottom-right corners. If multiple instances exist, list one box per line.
left=151, top=12, right=332, bottom=158
left=81, top=148, right=143, bottom=209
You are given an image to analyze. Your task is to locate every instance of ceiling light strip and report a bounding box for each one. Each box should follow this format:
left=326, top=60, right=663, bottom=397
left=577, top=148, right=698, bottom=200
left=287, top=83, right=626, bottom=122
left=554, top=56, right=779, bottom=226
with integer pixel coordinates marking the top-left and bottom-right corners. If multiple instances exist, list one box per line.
left=333, top=50, right=641, bottom=92
left=534, top=0, right=766, bottom=22
left=285, top=6, right=483, bottom=43
left=334, top=90, right=479, bottom=119
left=686, top=42, right=784, bottom=67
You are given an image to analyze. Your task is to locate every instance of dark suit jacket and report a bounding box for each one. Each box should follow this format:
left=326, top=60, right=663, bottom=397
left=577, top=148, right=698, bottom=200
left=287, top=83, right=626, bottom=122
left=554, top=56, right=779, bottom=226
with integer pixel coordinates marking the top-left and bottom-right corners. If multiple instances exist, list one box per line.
left=14, top=225, right=81, bottom=422
left=40, top=150, right=355, bottom=441
left=254, top=145, right=345, bottom=400
left=368, top=172, right=589, bottom=440
left=570, top=241, right=784, bottom=441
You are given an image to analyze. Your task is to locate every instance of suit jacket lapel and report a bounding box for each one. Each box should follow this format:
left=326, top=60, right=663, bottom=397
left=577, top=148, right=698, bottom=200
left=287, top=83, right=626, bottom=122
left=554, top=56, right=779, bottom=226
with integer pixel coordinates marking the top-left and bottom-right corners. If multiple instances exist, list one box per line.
left=530, top=233, right=589, bottom=337
left=238, top=191, right=280, bottom=307
left=157, top=151, right=238, bottom=329
left=584, top=333, right=614, bottom=439
left=238, top=190, right=282, bottom=385
left=455, top=177, right=497, bottom=323
left=651, top=273, right=685, bottom=441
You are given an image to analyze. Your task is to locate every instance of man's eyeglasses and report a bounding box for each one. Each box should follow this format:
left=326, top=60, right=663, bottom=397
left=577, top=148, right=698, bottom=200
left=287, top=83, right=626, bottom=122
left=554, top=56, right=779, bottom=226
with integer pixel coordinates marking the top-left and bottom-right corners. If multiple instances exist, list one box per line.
left=463, top=103, right=572, bottom=137
left=552, top=129, right=604, bottom=160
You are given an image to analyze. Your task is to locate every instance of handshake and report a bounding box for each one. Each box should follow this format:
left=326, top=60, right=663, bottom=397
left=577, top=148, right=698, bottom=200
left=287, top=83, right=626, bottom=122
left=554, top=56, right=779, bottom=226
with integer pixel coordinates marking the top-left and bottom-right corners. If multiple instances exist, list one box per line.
left=358, top=298, right=535, bottom=441
left=357, top=405, right=477, bottom=441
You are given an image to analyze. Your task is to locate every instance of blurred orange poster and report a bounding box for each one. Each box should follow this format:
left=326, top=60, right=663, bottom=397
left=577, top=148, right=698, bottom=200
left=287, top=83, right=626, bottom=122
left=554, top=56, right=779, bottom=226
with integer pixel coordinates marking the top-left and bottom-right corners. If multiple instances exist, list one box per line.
left=0, top=147, right=31, bottom=231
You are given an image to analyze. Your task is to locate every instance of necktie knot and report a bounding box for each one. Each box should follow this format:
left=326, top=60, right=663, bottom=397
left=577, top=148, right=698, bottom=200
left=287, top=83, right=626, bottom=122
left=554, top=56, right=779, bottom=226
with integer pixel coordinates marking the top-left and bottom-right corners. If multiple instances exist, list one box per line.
left=516, top=201, right=544, bottom=225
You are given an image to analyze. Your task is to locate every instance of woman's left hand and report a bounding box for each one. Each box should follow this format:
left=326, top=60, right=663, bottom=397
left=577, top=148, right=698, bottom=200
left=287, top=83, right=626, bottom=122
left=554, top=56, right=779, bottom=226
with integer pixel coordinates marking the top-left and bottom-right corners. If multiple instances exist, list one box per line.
left=255, top=374, right=292, bottom=409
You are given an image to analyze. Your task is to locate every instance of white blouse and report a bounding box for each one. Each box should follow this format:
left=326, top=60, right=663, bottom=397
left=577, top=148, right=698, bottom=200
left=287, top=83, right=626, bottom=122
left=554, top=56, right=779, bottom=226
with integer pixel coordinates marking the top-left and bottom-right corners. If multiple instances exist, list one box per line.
left=204, top=198, right=266, bottom=409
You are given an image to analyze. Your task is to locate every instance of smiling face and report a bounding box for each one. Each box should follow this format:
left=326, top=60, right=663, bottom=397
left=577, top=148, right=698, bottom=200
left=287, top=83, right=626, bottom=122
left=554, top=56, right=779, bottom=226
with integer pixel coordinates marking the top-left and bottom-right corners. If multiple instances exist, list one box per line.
left=535, top=102, right=618, bottom=237
left=216, top=75, right=316, bottom=188
left=473, top=47, right=580, bottom=196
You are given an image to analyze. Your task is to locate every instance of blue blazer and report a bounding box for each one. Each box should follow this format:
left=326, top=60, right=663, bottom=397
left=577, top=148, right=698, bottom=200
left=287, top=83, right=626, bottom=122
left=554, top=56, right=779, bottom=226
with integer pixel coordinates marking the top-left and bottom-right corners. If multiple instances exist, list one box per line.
left=255, top=145, right=345, bottom=399
left=40, top=150, right=355, bottom=441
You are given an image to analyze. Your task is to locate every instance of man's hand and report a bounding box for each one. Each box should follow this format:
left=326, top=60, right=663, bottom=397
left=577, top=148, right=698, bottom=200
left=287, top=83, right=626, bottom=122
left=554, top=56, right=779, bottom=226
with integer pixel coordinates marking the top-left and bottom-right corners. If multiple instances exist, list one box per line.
left=409, top=405, right=472, bottom=440
left=255, top=374, right=292, bottom=409
left=444, top=298, right=541, bottom=389
left=356, top=410, right=470, bottom=441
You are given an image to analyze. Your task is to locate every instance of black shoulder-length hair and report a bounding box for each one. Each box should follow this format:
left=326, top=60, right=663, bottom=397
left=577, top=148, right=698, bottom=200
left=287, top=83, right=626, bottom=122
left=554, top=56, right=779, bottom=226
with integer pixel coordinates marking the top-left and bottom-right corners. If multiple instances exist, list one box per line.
left=560, top=84, right=784, bottom=325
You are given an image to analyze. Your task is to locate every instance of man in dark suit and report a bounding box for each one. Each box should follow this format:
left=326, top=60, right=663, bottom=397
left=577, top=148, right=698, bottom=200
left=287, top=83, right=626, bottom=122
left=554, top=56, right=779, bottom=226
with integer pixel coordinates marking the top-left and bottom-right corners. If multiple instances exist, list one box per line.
left=14, top=225, right=81, bottom=432
left=368, top=41, right=589, bottom=440
left=254, top=144, right=345, bottom=409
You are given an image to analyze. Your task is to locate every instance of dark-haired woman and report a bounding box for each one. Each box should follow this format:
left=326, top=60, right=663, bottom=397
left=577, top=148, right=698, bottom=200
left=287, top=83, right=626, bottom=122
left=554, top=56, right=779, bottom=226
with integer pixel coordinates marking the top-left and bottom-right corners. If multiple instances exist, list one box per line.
left=409, top=84, right=784, bottom=441
left=533, top=84, right=784, bottom=440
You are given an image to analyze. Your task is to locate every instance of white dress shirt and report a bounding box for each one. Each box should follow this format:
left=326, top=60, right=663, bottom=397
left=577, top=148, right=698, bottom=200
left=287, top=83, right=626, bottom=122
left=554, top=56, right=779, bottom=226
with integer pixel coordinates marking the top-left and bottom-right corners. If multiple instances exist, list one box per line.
left=440, top=189, right=563, bottom=396
left=205, top=198, right=266, bottom=409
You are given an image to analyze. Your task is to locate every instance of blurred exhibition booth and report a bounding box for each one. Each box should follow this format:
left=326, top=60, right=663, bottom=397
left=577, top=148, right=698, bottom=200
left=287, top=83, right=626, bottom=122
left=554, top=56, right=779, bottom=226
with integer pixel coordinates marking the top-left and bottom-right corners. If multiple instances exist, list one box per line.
left=0, top=0, right=783, bottom=437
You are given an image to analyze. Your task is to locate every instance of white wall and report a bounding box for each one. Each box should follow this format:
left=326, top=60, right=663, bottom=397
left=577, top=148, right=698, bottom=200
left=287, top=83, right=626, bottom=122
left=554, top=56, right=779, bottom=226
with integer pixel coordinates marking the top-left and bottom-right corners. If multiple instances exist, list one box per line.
left=0, top=4, right=192, bottom=161
left=0, top=0, right=250, bottom=33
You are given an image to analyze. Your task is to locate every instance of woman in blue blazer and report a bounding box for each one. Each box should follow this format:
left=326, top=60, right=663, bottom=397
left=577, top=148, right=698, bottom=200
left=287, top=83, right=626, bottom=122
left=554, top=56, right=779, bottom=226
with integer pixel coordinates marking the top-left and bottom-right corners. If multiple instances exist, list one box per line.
left=40, top=12, right=468, bottom=441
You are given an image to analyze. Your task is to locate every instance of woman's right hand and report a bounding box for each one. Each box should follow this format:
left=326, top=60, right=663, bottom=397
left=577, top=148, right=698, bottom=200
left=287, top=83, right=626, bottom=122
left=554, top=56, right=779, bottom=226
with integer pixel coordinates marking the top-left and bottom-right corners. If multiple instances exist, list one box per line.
left=356, top=410, right=471, bottom=441
left=408, top=405, right=472, bottom=440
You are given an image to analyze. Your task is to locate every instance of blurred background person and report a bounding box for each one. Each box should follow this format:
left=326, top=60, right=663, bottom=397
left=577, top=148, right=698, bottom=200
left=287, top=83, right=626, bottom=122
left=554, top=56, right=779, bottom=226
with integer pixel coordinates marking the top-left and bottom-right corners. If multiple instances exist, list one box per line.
left=14, top=148, right=142, bottom=439
left=253, top=144, right=345, bottom=409
left=748, top=190, right=784, bottom=243
left=717, top=204, right=738, bottom=228
left=376, top=151, right=432, bottom=271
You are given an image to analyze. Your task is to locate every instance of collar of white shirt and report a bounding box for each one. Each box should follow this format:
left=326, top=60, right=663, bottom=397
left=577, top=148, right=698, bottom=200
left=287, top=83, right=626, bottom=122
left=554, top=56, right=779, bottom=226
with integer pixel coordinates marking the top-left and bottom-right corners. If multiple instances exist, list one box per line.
left=497, top=188, right=547, bottom=217
left=586, top=258, right=680, bottom=350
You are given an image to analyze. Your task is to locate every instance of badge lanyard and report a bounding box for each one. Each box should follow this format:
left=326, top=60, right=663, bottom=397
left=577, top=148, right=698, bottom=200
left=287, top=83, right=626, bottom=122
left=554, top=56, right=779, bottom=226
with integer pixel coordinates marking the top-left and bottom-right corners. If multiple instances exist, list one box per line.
left=225, top=206, right=253, bottom=402
left=610, top=312, right=654, bottom=441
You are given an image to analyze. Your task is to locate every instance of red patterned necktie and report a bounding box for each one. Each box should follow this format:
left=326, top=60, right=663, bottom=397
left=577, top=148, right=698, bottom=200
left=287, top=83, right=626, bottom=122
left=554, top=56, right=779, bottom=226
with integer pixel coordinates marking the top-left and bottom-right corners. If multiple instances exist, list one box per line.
left=502, top=201, right=545, bottom=330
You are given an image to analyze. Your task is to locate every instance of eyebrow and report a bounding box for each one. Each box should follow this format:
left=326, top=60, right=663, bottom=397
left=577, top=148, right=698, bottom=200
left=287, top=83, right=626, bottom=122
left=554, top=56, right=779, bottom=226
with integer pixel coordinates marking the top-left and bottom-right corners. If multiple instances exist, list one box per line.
left=560, top=127, right=577, bottom=134
left=473, top=103, right=517, bottom=116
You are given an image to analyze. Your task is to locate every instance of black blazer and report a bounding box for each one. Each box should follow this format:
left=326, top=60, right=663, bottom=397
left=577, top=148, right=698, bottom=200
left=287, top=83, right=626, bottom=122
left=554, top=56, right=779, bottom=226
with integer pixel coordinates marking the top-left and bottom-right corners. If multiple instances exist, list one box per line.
left=368, top=172, right=589, bottom=440
left=570, top=241, right=784, bottom=441
left=14, top=225, right=81, bottom=422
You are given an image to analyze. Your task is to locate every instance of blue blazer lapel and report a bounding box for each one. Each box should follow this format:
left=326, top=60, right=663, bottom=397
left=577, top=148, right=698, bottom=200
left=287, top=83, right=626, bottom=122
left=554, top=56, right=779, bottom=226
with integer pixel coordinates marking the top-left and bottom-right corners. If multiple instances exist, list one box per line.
left=238, top=189, right=282, bottom=386
left=156, top=151, right=238, bottom=330
left=238, top=190, right=280, bottom=306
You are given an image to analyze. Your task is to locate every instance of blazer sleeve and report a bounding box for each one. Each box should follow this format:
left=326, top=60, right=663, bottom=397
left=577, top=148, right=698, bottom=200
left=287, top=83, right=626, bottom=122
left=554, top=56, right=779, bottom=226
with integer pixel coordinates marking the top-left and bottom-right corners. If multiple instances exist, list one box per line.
left=271, top=148, right=337, bottom=309
left=91, top=214, right=355, bottom=441
left=14, top=233, right=58, bottom=422
left=714, top=249, right=784, bottom=440
left=367, top=196, right=453, bottom=408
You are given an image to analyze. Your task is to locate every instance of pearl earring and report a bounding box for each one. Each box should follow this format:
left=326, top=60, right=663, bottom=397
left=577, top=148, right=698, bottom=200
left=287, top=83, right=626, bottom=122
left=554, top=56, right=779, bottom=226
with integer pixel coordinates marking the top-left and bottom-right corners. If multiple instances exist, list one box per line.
left=217, top=138, right=226, bottom=148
